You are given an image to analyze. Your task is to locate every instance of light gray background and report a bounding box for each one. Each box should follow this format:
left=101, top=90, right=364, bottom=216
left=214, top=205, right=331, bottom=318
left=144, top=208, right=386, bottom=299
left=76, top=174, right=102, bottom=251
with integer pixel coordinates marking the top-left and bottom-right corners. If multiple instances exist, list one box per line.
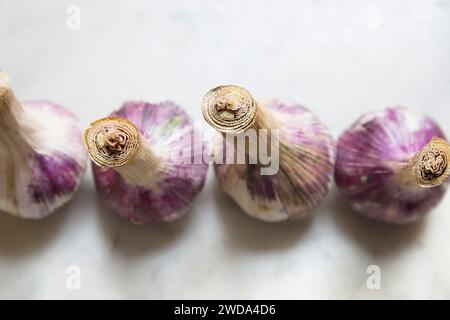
left=1, top=0, right=449, bottom=299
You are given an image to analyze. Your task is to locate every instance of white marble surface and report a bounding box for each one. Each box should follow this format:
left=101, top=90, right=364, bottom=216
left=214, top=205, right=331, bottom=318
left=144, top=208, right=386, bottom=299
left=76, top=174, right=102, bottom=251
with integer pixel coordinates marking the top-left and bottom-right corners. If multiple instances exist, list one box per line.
left=1, top=0, right=450, bottom=299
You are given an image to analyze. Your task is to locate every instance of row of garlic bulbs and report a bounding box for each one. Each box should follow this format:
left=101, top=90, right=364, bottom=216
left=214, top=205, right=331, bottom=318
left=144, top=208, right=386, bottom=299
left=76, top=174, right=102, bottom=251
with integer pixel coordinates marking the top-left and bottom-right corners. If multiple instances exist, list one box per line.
left=1, top=71, right=449, bottom=225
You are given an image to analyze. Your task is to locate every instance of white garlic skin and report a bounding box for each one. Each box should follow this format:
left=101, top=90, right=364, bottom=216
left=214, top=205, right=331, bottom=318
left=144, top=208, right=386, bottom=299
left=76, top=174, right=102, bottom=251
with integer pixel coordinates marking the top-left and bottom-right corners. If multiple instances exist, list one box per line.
left=0, top=94, right=87, bottom=218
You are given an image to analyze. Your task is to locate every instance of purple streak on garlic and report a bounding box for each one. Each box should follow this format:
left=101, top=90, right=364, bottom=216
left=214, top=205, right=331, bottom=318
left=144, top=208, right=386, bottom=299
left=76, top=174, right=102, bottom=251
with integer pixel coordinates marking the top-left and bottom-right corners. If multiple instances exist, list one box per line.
left=84, top=101, right=208, bottom=225
left=335, top=107, right=450, bottom=224
left=0, top=71, right=87, bottom=218
left=202, top=85, right=335, bottom=222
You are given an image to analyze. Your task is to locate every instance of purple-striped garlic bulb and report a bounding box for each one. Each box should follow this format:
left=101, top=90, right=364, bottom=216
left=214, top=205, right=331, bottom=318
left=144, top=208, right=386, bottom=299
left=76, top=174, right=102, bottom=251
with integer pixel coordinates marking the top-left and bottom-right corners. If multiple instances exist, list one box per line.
left=0, top=70, right=87, bottom=218
left=335, top=107, right=450, bottom=224
left=84, top=101, right=208, bottom=224
left=202, top=85, right=335, bottom=222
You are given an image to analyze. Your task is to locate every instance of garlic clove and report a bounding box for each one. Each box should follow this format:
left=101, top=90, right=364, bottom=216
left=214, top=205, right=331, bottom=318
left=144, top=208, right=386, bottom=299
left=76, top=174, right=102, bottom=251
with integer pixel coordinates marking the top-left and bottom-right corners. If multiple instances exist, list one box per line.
left=0, top=70, right=87, bottom=218
left=84, top=101, right=209, bottom=225
left=335, top=106, right=450, bottom=224
left=202, top=85, right=336, bottom=222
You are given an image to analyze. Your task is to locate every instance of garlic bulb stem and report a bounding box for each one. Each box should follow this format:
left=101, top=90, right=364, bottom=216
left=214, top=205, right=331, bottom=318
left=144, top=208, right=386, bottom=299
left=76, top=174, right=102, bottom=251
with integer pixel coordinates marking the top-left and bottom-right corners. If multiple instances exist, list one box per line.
left=202, top=85, right=256, bottom=133
left=202, top=85, right=280, bottom=161
left=396, top=137, right=450, bottom=189
left=0, top=70, right=10, bottom=98
left=0, top=87, right=20, bottom=215
left=202, top=85, right=282, bottom=134
left=1, top=91, right=23, bottom=121
left=84, top=117, right=163, bottom=186
left=0, top=76, right=33, bottom=149
left=253, top=105, right=279, bottom=130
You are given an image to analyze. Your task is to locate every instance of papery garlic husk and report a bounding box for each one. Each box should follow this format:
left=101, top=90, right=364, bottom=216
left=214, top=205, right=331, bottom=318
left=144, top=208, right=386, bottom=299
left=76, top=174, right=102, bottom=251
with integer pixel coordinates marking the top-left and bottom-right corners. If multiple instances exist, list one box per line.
left=0, top=71, right=87, bottom=218
left=202, top=85, right=335, bottom=222
left=84, top=101, right=209, bottom=224
left=335, top=106, right=450, bottom=224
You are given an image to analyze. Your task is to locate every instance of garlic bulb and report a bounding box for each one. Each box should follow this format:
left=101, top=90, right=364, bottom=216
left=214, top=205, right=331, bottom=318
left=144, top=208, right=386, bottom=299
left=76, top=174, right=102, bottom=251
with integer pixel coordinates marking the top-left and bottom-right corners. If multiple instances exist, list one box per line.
left=202, top=85, right=335, bottom=222
left=335, top=107, right=450, bottom=224
left=0, top=70, right=87, bottom=218
left=84, top=101, right=209, bottom=224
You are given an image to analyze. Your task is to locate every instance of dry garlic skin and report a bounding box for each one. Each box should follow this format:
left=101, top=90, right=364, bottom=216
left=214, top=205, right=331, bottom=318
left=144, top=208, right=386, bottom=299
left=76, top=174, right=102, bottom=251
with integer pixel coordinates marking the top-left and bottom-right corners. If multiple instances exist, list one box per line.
left=0, top=98, right=87, bottom=218
left=86, top=101, right=208, bottom=224
left=335, top=107, right=450, bottom=224
left=203, top=86, right=335, bottom=222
